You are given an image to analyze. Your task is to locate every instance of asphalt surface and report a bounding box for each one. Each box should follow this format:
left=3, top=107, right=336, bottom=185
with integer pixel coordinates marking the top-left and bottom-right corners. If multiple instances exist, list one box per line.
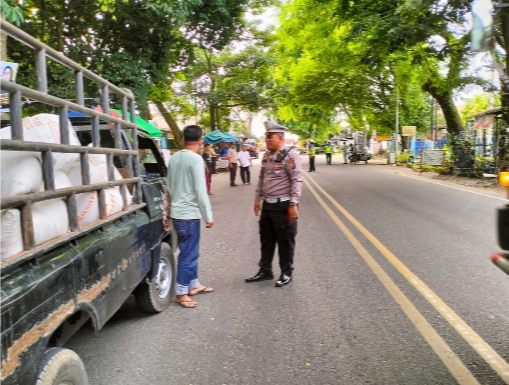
left=66, top=154, right=509, bottom=385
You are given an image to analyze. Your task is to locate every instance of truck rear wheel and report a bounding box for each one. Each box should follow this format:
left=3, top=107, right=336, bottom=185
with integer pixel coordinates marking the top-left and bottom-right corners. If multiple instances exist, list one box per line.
left=36, top=348, right=88, bottom=385
left=135, top=242, right=175, bottom=312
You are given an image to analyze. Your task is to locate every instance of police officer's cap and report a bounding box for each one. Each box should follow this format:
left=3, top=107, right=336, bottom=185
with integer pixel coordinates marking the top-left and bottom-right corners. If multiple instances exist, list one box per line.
left=264, top=120, right=288, bottom=134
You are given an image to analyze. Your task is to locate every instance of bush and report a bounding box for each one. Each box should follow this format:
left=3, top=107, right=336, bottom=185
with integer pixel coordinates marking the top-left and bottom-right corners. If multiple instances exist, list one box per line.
left=396, top=153, right=412, bottom=163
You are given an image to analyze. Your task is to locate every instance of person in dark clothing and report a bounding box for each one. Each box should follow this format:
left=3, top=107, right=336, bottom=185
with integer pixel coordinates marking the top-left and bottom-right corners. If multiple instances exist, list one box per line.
left=202, top=143, right=213, bottom=195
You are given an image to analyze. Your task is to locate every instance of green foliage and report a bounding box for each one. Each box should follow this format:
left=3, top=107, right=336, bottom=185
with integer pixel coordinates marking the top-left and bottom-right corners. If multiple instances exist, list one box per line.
left=8, top=0, right=254, bottom=118
left=271, top=0, right=433, bottom=138
left=397, top=153, right=412, bottom=163
left=461, top=93, right=501, bottom=122
left=271, top=0, right=485, bottom=136
left=1, top=0, right=23, bottom=25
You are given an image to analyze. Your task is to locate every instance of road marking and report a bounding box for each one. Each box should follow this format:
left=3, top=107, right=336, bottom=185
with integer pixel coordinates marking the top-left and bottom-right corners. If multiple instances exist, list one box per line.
left=391, top=171, right=507, bottom=202
left=303, top=174, right=509, bottom=384
left=302, top=177, right=480, bottom=385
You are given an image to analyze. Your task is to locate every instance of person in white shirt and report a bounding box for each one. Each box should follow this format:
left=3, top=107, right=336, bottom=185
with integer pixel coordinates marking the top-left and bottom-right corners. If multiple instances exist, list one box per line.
left=238, top=143, right=252, bottom=184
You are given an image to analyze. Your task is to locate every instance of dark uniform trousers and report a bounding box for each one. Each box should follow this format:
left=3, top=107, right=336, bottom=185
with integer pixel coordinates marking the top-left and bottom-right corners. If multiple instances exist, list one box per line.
left=230, top=163, right=238, bottom=185
left=259, top=200, right=297, bottom=276
left=326, top=153, right=332, bottom=165
left=309, top=156, right=316, bottom=171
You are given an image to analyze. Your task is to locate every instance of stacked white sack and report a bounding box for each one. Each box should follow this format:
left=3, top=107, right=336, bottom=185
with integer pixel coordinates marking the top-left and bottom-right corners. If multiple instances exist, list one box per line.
left=1, top=171, right=71, bottom=260
left=66, top=151, right=132, bottom=226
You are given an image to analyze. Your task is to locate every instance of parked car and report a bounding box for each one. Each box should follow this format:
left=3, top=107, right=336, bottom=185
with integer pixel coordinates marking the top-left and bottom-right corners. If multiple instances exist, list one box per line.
left=243, top=139, right=259, bottom=159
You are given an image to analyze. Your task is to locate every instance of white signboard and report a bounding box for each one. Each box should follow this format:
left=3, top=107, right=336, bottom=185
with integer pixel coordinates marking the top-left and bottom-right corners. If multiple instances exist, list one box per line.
left=421, top=150, right=445, bottom=166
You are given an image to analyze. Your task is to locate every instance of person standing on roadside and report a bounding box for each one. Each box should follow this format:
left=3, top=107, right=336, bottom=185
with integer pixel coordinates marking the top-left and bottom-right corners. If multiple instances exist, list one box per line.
left=238, top=143, right=252, bottom=184
left=245, top=121, right=302, bottom=288
left=227, top=142, right=238, bottom=186
left=167, top=125, right=214, bottom=308
left=325, top=142, right=333, bottom=165
left=342, top=142, right=348, bottom=164
left=307, top=142, right=316, bottom=172
left=202, top=143, right=213, bottom=195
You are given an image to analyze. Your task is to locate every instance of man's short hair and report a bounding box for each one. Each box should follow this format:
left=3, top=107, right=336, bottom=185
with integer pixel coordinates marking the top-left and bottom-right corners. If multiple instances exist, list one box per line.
left=183, top=125, right=203, bottom=142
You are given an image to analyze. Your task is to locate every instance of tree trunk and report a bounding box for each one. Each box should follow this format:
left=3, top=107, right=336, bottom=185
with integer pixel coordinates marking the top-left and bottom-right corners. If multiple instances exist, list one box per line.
left=210, top=102, right=216, bottom=130
left=154, top=101, right=182, bottom=149
left=422, top=81, right=464, bottom=133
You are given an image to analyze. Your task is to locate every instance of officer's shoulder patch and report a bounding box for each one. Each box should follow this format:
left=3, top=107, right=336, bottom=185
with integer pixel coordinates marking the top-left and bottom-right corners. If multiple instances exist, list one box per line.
left=287, top=157, right=296, bottom=169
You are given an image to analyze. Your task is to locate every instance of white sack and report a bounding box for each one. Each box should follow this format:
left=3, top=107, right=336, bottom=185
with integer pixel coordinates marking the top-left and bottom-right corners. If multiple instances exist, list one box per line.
left=32, top=199, right=69, bottom=246
left=1, top=152, right=43, bottom=197
left=1, top=209, right=24, bottom=260
left=76, top=188, right=124, bottom=227
left=1, top=113, right=81, bottom=173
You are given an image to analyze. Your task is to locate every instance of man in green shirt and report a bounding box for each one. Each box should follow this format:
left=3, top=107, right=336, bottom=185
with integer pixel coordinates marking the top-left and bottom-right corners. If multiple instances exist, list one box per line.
left=325, top=142, right=333, bottom=165
left=307, top=142, right=316, bottom=172
left=167, top=125, right=214, bottom=308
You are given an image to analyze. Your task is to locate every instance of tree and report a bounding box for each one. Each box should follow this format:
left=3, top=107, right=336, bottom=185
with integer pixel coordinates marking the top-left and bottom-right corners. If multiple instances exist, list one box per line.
left=174, top=25, right=276, bottom=132
left=272, top=0, right=431, bottom=138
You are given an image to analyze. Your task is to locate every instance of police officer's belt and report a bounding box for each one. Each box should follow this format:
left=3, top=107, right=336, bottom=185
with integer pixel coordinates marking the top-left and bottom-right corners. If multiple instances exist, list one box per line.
left=264, top=197, right=290, bottom=203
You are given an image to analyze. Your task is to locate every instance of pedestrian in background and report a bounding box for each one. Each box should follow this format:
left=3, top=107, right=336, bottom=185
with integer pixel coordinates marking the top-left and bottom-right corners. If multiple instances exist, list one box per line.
left=227, top=142, right=238, bottom=186
left=202, top=143, right=213, bottom=195
left=325, top=142, right=333, bottom=165
left=307, top=142, right=316, bottom=172
left=246, top=120, right=302, bottom=287
left=342, top=142, right=348, bottom=164
left=238, top=143, right=252, bottom=184
left=167, top=125, right=214, bottom=308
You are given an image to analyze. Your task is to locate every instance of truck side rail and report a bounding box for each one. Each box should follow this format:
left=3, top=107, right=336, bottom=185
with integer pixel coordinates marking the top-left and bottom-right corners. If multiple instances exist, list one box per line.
left=0, top=21, right=148, bottom=265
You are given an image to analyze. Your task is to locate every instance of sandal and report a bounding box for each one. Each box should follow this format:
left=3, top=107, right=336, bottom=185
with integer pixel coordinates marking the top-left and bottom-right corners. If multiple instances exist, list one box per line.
left=189, top=286, right=214, bottom=296
left=176, top=300, right=197, bottom=308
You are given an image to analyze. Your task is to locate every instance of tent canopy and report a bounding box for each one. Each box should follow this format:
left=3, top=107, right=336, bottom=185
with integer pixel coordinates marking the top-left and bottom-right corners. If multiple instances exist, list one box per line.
left=111, top=109, right=162, bottom=138
left=203, top=130, right=238, bottom=144
left=68, top=108, right=162, bottom=138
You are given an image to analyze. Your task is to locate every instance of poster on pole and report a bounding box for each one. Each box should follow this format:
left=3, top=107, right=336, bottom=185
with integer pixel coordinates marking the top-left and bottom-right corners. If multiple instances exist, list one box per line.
left=1, top=61, right=19, bottom=92
left=421, top=149, right=445, bottom=166
left=402, top=126, right=416, bottom=136
left=1, top=61, right=19, bottom=112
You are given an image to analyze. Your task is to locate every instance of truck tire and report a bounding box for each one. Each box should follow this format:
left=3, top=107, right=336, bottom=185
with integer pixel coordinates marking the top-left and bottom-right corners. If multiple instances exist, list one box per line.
left=36, top=348, right=88, bottom=385
left=135, top=242, right=175, bottom=313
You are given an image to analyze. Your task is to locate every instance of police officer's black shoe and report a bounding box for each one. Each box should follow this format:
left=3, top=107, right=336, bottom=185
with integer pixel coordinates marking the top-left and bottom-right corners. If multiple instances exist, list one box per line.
left=245, top=270, right=274, bottom=283
left=275, top=274, right=292, bottom=287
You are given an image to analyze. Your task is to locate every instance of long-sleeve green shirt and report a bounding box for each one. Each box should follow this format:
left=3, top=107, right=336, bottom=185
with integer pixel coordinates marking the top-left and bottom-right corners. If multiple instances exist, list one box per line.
left=167, top=149, right=213, bottom=223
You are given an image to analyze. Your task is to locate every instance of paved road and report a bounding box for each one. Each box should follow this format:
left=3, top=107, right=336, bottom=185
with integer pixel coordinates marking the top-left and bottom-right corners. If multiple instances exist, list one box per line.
left=66, top=154, right=509, bottom=385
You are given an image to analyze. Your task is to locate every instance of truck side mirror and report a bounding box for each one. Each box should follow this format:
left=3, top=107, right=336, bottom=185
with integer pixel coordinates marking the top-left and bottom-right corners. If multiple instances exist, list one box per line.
left=498, top=205, right=509, bottom=250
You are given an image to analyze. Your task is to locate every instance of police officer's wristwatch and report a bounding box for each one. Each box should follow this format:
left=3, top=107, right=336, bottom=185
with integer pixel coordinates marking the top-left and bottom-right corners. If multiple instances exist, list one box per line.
left=289, top=202, right=297, bottom=206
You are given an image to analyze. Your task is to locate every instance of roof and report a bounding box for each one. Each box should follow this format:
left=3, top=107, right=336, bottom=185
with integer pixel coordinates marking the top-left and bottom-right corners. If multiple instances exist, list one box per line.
left=470, top=107, right=502, bottom=118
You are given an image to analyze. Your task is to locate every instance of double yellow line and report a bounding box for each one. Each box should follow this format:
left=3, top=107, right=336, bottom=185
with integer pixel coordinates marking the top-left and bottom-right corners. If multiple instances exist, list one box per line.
left=303, top=174, right=509, bottom=385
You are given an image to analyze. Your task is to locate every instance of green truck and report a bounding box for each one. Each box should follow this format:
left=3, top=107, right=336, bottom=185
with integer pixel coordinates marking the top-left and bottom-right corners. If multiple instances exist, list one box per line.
left=1, top=21, right=175, bottom=385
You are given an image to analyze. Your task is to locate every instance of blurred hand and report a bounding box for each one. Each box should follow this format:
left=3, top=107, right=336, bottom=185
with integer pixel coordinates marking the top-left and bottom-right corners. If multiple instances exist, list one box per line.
left=287, top=206, right=299, bottom=222
left=206, top=222, right=214, bottom=228
left=254, top=201, right=261, bottom=216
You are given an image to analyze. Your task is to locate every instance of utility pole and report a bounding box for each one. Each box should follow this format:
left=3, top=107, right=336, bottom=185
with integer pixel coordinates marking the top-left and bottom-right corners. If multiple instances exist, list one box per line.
left=395, top=87, right=400, bottom=156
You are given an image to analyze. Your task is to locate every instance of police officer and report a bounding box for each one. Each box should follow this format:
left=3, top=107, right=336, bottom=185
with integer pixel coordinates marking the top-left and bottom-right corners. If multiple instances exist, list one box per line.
left=245, top=121, right=302, bottom=287
left=307, top=142, right=316, bottom=172
left=325, top=142, right=333, bottom=165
